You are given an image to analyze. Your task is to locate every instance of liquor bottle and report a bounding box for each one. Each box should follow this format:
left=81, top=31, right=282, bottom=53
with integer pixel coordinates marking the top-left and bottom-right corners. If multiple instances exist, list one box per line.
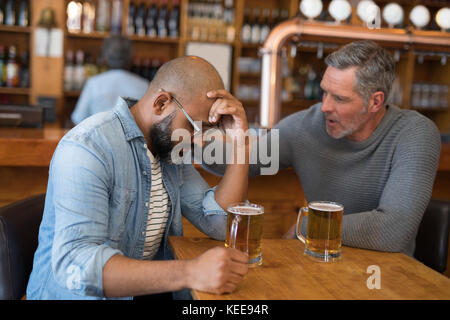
left=130, top=56, right=141, bottom=75
left=0, top=46, right=4, bottom=86
left=241, top=8, right=252, bottom=43
left=270, top=8, right=279, bottom=28
left=5, top=45, right=19, bottom=87
left=4, top=0, right=14, bottom=26
left=84, top=53, right=98, bottom=80
left=127, top=0, right=136, bottom=35
left=97, top=0, right=110, bottom=32
left=224, top=0, right=235, bottom=42
left=64, top=50, right=75, bottom=91
left=73, top=50, right=85, bottom=90
left=260, top=8, right=270, bottom=43
left=149, top=58, right=161, bottom=81
left=0, top=0, right=4, bottom=25
left=17, top=0, right=29, bottom=27
left=82, top=0, right=95, bottom=33
left=189, top=2, right=200, bottom=40
left=111, top=0, right=123, bottom=33
left=135, top=2, right=147, bottom=36
left=140, top=57, right=151, bottom=80
left=280, top=9, right=289, bottom=23
left=19, top=50, right=29, bottom=87
left=199, top=3, right=208, bottom=41
left=146, top=0, right=158, bottom=37
left=157, top=0, right=168, bottom=38
left=67, top=1, right=82, bottom=33
left=250, top=7, right=261, bottom=44
left=168, top=0, right=180, bottom=38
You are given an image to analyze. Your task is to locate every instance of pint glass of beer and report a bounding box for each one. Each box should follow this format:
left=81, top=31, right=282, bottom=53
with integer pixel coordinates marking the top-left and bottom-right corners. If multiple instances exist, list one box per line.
left=295, top=201, right=344, bottom=262
left=225, top=202, right=264, bottom=267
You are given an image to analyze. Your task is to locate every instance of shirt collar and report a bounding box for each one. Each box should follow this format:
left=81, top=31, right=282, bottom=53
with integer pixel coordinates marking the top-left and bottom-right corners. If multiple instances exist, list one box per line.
left=113, top=97, right=145, bottom=142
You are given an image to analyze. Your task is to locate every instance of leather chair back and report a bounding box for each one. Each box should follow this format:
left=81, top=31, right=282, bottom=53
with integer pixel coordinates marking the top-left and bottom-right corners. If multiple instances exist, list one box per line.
left=414, top=199, right=450, bottom=274
left=0, top=194, right=45, bottom=300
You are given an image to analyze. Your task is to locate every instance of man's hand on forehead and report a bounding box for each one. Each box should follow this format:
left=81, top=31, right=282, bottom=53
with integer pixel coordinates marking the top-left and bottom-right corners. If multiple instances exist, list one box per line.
left=206, top=89, right=248, bottom=133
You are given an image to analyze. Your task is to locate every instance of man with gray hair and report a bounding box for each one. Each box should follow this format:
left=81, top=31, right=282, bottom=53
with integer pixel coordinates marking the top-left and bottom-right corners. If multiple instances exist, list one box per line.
left=71, top=34, right=149, bottom=125
left=207, top=40, right=441, bottom=256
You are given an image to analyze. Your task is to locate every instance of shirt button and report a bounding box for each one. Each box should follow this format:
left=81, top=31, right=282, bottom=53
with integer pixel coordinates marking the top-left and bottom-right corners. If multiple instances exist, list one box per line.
left=143, top=143, right=147, bottom=149
left=142, top=170, right=147, bottom=175
left=145, top=202, right=149, bottom=208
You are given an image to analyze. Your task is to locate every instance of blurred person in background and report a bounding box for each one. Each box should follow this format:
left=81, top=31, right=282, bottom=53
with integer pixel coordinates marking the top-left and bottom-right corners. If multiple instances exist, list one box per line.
left=71, top=34, right=149, bottom=125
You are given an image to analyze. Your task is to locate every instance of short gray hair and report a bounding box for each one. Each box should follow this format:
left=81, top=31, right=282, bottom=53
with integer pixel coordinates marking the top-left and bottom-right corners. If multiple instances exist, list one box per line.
left=102, top=34, right=133, bottom=69
left=324, top=40, right=395, bottom=107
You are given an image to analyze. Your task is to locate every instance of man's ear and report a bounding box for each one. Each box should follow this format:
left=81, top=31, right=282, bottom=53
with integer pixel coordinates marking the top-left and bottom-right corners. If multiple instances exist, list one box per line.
left=369, top=91, right=385, bottom=113
left=153, top=92, right=171, bottom=115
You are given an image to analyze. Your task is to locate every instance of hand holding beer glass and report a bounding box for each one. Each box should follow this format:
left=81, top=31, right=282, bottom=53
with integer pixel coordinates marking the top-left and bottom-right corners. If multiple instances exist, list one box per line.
left=296, top=201, right=344, bottom=262
left=225, top=202, right=264, bottom=267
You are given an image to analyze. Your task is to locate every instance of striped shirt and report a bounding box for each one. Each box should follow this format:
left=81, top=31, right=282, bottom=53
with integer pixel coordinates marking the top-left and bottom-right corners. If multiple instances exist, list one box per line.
left=142, top=150, right=170, bottom=260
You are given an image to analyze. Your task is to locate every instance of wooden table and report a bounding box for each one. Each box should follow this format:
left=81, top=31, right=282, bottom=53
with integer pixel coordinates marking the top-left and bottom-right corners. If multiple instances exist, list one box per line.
left=169, top=236, right=450, bottom=300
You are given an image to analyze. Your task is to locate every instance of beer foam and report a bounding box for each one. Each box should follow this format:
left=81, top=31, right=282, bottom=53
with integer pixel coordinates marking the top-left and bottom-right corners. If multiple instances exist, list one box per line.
left=228, top=206, right=263, bottom=215
left=309, top=202, right=343, bottom=212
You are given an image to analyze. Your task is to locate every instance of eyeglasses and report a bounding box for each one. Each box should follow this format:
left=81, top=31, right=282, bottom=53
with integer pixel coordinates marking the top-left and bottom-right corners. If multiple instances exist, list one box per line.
left=160, top=88, right=201, bottom=136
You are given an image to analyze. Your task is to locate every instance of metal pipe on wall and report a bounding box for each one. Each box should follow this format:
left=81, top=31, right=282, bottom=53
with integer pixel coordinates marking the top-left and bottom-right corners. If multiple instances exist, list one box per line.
left=258, top=18, right=450, bottom=129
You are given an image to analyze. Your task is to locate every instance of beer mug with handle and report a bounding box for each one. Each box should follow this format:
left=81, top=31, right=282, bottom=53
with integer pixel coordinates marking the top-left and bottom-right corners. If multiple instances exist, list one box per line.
left=225, top=202, right=264, bottom=267
left=296, top=201, right=344, bottom=262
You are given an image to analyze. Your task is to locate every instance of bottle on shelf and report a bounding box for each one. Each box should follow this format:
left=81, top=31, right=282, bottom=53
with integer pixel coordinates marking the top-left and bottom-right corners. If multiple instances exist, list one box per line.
left=199, top=3, right=208, bottom=41
left=73, top=50, right=85, bottom=91
left=82, top=0, right=95, bottom=33
left=224, top=0, right=235, bottom=42
left=67, top=1, right=82, bottom=33
left=130, top=56, right=141, bottom=75
left=140, top=57, right=151, bottom=80
left=127, top=0, right=136, bottom=35
left=146, top=0, right=158, bottom=37
left=135, top=2, right=147, bottom=36
left=0, top=1, right=4, bottom=25
left=64, top=50, right=75, bottom=91
left=168, top=0, right=180, bottom=38
left=241, top=8, right=252, bottom=43
left=250, top=7, right=261, bottom=44
left=84, top=53, right=98, bottom=80
left=17, top=0, right=29, bottom=27
left=157, top=0, right=168, bottom=38
left=19, top=50, right=29, bottom=88
left=4, top=0, right=15, bottom=26
left=0, top=45, right=5, bottom=87
left=271, top=8, right=279, bottom=29
left=5, top=45, right=19, bottom=87
left=97, top=0, right=111, bottom=32
left=260, top=8, right=271, bottom=44
left=149, top=58, right=162, bottom=81
left=111, top=0, right=123, bottom=33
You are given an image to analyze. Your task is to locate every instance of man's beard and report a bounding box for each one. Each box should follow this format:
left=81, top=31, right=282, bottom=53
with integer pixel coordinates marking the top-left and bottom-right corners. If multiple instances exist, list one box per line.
left=149, top=111, right=177, bottom=163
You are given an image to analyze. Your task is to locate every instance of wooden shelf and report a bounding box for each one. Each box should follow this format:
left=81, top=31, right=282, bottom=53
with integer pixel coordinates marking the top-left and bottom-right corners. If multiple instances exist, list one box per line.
left=64, top=90, right=81, bottom=98
left=239, top=72, right=261, bottom=79
left=0, top=87, right=30, bottom=95
left=128, top=35, right=179, bottom=44
left=0, top=25, right=31, bottom=33
left=411, top=106, right=449, bottom=112
left=241, top=43, right=263, bottom=49
left=66, top=31, right=109, bottom=39
left=185, top=38, right=234, bottom=45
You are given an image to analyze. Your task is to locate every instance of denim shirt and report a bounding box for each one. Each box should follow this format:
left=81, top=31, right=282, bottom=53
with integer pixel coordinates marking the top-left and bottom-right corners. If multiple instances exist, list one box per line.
left=26, top=97, right=227, bottom=300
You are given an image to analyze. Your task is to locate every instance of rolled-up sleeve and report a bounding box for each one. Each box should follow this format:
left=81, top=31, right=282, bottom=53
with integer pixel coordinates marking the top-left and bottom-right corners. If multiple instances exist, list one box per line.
left=50, top=140, right=122, bottom=297
left=179, top=164, right=227, bottom=240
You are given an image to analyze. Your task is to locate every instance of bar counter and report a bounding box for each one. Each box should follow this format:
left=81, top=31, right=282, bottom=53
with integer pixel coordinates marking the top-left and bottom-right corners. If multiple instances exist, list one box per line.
left=1, top=126, right=450, bottom=169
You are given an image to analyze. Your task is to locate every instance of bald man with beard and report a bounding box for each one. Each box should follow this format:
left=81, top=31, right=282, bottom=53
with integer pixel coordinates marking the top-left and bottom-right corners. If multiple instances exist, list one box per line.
left=26, top=56, right=250, bottom=300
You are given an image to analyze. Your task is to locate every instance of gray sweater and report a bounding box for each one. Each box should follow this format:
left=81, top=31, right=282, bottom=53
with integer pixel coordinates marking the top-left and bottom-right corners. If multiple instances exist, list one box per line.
left=205, top=103, right=441, bottom=256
